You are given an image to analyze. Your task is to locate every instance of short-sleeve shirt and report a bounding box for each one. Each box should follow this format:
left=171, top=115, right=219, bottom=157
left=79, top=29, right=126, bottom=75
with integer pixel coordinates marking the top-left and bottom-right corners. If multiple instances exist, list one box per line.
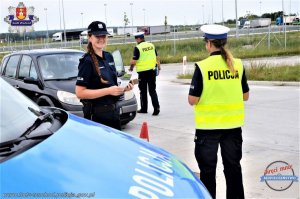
left=189, top=52, right=249, bottom=97
left=132, top=41, right=158, bottom=60
left=76, top=51, right=119, bottom=105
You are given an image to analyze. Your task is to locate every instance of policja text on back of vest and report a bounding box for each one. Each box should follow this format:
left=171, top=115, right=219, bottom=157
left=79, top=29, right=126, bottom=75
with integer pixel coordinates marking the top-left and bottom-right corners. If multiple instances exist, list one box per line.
left=208, top=69, right=239, bottom=80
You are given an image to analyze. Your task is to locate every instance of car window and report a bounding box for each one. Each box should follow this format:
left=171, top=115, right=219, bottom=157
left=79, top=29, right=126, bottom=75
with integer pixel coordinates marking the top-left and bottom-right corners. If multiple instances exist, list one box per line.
left=38, top=53, right=83, bottom=80
left=0, top=56, right=9, bottom=74
left=112, top=50, right=125, bottom=77
left=30, top=62, right=38, bottom=79
left=18, top=55, right=33, bottom=79
left=0, top=78, right=40, bottom=143
left=3, top=55, right=21, bottom=78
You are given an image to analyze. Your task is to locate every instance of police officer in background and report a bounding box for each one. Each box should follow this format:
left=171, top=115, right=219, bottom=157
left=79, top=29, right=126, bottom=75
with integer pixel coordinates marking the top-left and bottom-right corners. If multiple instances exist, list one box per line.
left=188, top=24, right=250, bottom=199
left=129, top=32, right=160, bottom=116
left=76, top=21, right=133, bottom=130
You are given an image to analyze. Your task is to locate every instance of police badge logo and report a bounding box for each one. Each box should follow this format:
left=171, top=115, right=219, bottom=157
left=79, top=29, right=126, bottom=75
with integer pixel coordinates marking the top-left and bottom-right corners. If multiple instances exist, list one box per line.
left=98, top=24, right=103, bottom=29
left=16, top=7, right=26, bottom=20
left=4, top=2, right=39, bottom=33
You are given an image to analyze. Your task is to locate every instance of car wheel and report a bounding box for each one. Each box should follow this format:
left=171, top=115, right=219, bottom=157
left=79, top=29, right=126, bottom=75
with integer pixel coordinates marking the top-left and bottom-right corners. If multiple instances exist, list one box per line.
left=37, top=96, right=55, bottom=107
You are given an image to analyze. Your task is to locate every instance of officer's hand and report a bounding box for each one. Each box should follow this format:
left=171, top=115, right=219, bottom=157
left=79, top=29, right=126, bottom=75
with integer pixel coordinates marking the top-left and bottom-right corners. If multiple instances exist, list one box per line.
left=109, top=86, right=124, bottom=96
left=124, top=82, right=134, bottom=92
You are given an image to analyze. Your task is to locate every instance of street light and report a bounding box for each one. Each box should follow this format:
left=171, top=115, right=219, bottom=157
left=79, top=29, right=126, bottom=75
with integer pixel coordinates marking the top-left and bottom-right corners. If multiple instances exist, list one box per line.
left=58, top=0, right=62, bottom=30
left=235, top=0, right=239, bottom=38
left=202, top=4, right=204, bottom=24
left=80, top=12, right=83, bottom=28
left=142, top=8, right=146, bottom=26
left=104, top=3, right=107, bottom=25
left=222, top=0, right=224, bottom=25
left=61, top=0, right=67, bottom=46
left=44, top=8, right=49, bottom=42
left=211, top=0, right=214, bottom=23
left=130, top=2, right=133, bottom=34
left=259, top=1, right=262, bottom=16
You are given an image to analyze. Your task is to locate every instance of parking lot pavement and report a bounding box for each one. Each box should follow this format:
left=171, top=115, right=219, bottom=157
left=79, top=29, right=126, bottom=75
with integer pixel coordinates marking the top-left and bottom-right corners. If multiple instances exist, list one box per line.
left=123, top=63, right=299, bottom=198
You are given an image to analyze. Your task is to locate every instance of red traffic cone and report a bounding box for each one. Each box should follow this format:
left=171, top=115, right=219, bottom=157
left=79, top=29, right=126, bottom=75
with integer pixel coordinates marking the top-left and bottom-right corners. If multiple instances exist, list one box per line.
left=139, top=122, right=149, bottom=142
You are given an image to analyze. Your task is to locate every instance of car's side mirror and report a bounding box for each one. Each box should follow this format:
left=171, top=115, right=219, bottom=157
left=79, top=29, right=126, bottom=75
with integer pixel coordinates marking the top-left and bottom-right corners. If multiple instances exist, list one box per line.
left=24, top=77, right=44, bottom=90
left=112, top=50, right=125, bottom=77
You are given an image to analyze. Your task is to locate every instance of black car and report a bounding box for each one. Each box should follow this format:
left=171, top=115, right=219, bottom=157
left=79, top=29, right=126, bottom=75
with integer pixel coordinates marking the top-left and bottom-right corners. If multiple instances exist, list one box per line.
left=0, top=49, right=137, bottom=125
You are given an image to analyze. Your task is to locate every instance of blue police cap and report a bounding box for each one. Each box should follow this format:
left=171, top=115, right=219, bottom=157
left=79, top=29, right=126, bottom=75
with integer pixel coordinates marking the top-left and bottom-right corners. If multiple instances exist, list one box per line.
left=200, top=24, right=230, bottom=39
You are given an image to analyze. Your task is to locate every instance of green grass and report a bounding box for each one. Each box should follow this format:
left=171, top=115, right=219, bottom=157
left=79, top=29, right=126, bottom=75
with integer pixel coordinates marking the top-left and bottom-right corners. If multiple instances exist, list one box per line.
left=177, top=65, right=300, bottom=82
left=246, top=65, right=300, bottom=81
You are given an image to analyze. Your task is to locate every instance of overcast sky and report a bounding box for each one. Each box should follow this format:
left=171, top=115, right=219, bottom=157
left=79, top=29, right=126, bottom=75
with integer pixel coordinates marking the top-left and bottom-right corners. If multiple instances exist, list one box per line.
left=1, top=0, right=299, bottom=33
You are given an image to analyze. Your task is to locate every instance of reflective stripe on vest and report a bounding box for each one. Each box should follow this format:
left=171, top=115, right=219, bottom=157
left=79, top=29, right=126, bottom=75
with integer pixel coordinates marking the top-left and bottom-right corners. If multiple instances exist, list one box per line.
left=194, top=55, right=245, bottom=129
left=136, top=42, right=156, bottom=72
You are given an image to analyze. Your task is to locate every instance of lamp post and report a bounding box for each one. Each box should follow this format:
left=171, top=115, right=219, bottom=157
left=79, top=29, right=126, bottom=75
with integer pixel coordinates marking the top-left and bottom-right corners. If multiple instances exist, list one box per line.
left=222, top=0, right=224, bottom=25
left=58, top=0, right=62, bottom=30
left=211, top=0, right=214, bottom=23
left=80, top=12, right=83, bottom=28
left=61, top=0, right=67, bottom=46
left=130, top=2, right=133, bottom=34
left=104, top=3, right=107, bottom=25
left=202, top=4, right=204, bottom=24
left=142, top=8, right=146, bottom=26
left=44, top=8, right=49, bottom=42
left=235, top=0, right=239, bottom=37
left=259, top=1, right=262, bottom=16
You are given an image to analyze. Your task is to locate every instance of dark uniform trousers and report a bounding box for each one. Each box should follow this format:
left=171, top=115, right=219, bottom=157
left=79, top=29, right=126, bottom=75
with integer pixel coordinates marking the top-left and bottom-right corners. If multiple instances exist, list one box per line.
left=194, top=128, right=244, bottom=199
left=83, top=102, right=121, bottom=130
left=138, top=69, right=160, bottom=112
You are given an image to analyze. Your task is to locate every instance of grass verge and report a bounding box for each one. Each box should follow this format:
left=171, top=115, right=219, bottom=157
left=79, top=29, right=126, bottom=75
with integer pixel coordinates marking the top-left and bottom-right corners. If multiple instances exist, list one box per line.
left=177, top=65, right=300, bottom=82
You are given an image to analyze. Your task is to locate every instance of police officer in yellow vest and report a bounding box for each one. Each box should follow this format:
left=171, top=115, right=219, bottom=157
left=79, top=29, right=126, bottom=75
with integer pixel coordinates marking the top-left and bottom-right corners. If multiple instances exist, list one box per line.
left=188, top=24, right=250, bottom=199
left=129, top=32, right=160, bottom=115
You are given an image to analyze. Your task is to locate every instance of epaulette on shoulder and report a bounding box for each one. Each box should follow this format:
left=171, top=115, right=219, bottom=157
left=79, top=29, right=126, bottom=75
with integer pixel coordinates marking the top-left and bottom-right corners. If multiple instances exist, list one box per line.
left=79, top=53, right=91, bottom=64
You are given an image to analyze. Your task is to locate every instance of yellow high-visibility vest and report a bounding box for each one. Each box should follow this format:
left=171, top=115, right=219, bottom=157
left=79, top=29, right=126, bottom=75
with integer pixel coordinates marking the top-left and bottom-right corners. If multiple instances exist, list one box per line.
left=194, top=55, right=245, bottom=129
left=136, top=42, right=157, bottom=72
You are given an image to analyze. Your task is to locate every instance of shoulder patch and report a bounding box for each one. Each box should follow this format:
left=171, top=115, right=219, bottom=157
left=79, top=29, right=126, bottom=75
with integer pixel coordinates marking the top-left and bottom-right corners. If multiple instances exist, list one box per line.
left=79, top=53, right=91, bottom=64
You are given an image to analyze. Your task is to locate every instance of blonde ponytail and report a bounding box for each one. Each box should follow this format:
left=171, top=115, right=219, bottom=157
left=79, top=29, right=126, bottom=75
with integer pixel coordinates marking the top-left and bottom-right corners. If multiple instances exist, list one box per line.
left=210, top=39, right=236, bottom=74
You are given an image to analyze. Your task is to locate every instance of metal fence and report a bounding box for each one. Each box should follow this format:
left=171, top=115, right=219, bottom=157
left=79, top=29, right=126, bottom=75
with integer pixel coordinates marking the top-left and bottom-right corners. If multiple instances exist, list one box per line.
left=1, top=25, right=299, bottom=54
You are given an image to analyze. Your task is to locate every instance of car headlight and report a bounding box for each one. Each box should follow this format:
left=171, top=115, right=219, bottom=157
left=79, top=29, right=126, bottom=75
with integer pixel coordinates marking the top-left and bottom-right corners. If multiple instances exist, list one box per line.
left=57, top=90, right=82, bottom=106
left=124, top=90, right=134, bottom=100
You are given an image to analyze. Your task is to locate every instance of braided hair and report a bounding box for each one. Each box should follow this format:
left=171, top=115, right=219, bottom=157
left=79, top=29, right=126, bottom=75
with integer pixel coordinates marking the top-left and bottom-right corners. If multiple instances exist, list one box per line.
left=87, top=35, right=108, bottom=84
left=206, top=38, right=235, bottom=74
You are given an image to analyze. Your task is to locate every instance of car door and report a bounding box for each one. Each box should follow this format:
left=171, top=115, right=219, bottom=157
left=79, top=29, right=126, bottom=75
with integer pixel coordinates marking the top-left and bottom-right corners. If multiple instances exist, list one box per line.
left=111, top=50, right=125, bottom=77
left=16, top=55, right=41, bottom=101
left=1, top=54, right=21, bottom=87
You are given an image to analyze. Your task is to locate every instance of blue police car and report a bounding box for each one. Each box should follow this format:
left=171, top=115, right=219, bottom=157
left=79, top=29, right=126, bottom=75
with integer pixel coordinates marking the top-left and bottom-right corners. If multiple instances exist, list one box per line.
left=0, top=77, right=211, bottom=198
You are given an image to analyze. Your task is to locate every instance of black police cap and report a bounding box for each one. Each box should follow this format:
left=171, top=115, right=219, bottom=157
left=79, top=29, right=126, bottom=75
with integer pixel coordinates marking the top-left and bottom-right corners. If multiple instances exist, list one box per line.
left=87, top=21, right=109, bottom=36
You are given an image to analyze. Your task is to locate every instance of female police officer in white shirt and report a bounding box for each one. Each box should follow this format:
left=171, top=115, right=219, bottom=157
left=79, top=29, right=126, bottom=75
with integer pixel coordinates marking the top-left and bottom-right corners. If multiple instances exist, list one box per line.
left=76, top=21, right=133, bottom=130
left=188, top=24, right=249, bottom=199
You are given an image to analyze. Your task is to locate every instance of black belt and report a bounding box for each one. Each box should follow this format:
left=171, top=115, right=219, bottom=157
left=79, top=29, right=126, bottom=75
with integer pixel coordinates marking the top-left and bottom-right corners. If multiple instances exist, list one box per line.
left=92, top=103, right=116, bottom=113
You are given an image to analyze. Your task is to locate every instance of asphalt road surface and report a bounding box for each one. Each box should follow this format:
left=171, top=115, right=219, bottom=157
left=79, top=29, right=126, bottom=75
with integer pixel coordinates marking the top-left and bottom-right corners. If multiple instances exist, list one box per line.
left=123, top=63, right=299, bottom=198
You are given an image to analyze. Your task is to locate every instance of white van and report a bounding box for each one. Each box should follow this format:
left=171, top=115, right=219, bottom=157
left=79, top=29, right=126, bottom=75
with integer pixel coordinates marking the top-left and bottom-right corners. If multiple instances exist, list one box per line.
left=52, top=32, right=62, bottom=42
left=243, top=21, right=250, bottom=29
left=107, top=28, right=114, bottom=37
left=80, top=30, right=88, bottom=44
